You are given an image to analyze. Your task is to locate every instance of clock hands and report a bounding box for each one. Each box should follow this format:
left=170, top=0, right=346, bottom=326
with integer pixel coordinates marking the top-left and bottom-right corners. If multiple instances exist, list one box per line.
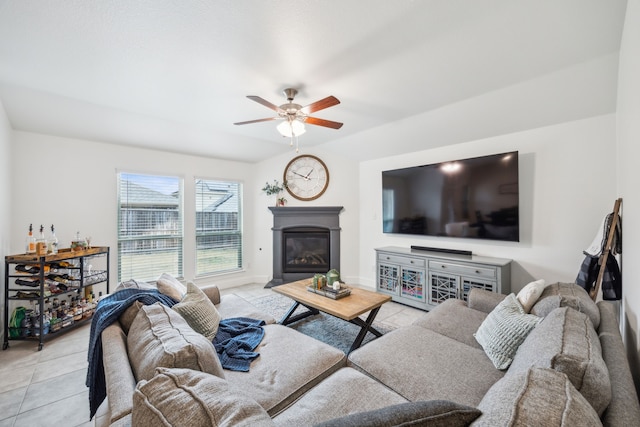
left=291, top=171, right=310, bottom=181
left=304, top=168, right=314, bottom=179
left=292, top=168, right=315, bottom=181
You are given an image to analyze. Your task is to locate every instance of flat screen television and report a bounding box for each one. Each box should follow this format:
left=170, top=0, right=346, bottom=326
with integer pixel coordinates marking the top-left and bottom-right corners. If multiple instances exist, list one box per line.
left=382, top=151, right=519, bottom=242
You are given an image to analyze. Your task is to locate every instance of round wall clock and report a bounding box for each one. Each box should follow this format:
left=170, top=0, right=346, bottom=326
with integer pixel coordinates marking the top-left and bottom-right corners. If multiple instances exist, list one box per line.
left=284, top=154, right=330, bottom=201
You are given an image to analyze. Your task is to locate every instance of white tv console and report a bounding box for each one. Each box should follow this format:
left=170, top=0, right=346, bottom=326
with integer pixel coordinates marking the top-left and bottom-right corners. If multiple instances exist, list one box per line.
left=375, top=246, right=511, bottom=311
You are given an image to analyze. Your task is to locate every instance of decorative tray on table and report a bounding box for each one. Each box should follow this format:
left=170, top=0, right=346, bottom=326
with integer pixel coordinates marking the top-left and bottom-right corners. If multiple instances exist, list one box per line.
left=306, top=285, right=351, bottom=300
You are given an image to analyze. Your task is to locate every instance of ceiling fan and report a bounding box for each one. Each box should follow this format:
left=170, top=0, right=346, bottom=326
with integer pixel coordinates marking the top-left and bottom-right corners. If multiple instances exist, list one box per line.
left=234, top=88, right=343, bottom=136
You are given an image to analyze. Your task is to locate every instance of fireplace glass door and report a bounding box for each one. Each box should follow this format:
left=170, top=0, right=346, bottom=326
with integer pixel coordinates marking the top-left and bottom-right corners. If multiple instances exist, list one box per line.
left=283, top=227, right=330, bottom=273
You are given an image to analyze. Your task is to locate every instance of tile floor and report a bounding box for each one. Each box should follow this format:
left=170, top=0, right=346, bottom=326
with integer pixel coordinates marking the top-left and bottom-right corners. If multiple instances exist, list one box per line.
left=0, top=283, right=425, bottom=427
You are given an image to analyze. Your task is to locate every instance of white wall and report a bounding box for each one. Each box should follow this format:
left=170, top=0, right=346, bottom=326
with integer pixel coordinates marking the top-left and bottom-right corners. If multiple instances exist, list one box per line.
left=358, top=114, right=617, bottom=291
left=0, top=100, right=12, bottom=343
left=10, top=131, right=258, bottom=289
left=616, top=0, right=640, bottom=394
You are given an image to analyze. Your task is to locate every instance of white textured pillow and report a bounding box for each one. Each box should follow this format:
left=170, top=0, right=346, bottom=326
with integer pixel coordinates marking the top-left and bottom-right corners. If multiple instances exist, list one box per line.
left=516, top=279, right=546, bottom=313
left=156, top=272, right=187, bottom=301
left=474, top=293, right=542, bottom=370
left=173, top=281, right=221, bottom=341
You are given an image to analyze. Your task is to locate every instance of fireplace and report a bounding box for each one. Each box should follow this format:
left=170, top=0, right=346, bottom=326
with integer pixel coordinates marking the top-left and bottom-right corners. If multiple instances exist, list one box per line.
left=266, top=206, right=343, bottom=287
left=283, top=227, right=330, bottom=273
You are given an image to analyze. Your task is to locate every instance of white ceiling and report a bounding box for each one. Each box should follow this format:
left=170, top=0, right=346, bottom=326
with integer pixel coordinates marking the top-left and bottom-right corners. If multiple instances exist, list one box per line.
left=0, top=0, right=627, bottom=163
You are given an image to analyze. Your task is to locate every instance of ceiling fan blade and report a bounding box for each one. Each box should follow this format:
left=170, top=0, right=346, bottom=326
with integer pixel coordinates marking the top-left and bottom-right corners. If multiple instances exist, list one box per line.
left=305, top=116, right=343, bottom=129
left=301, top=96, right=340, bottom=114
left=234, top=117, right=277, bottom=125
left=247, top=96, right=282, bottom=113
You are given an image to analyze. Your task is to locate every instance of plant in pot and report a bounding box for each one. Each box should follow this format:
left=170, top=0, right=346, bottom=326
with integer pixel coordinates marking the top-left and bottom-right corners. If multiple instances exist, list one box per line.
left=262, top=180, right=287, bottom=206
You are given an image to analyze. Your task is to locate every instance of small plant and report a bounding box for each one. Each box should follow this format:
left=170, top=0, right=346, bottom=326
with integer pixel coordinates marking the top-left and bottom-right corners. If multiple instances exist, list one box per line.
left=261, top=180, right=287, bottom=195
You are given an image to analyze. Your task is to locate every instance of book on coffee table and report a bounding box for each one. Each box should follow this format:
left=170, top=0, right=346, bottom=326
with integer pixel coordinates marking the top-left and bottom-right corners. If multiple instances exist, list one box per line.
left=306, top=285, right=351, bottom=300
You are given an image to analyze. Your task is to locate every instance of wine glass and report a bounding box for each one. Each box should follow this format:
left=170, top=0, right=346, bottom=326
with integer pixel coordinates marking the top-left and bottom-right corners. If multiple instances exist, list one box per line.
left=85, top=236, right=92, bottom=249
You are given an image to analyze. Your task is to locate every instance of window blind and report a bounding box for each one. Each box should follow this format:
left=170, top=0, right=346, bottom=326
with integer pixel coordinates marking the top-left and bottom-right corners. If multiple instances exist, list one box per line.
left=117, top=172, right=183, bottom=282
left=195, top=179, right=242, bottom=276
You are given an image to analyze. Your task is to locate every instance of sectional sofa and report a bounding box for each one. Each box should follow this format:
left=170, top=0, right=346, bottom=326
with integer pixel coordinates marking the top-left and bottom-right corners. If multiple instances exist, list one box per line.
left=94, top=281, right=640, bottom=426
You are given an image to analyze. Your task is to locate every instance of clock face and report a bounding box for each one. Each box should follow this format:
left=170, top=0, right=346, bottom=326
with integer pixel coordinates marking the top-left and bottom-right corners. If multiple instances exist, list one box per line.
left=284, top=155, right=329, bottom=201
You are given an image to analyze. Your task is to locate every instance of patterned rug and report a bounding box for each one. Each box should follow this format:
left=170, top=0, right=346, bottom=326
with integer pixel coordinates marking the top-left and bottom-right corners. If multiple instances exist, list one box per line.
left=250, top=293, right=395, bottom=354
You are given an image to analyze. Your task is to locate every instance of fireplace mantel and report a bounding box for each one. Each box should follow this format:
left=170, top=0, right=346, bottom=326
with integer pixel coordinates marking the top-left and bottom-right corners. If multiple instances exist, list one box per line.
left=266, top=206, right=343, bottom=287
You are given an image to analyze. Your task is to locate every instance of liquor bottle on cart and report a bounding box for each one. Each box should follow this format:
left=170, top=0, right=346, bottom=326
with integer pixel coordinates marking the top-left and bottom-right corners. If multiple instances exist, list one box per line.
left=26, top=224, right=36, bottom=254
left=36, top=225, right=47, bottom=256
left=48, top=224, right=59, bottom=254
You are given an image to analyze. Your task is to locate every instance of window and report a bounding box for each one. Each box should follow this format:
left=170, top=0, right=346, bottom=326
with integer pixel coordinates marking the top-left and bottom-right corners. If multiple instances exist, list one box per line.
left=117, top=172, right=183, bottom=282
left=195, top=179, right=242, bottom=276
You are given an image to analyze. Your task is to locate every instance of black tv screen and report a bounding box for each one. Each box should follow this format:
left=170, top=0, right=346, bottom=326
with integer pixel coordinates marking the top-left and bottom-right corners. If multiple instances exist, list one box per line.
left=382, top=151, right=519, bottom=242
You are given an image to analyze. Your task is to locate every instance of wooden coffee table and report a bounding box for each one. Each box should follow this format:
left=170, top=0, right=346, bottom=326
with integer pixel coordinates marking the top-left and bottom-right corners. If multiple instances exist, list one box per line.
left=272, top=278, right=392, bottom=353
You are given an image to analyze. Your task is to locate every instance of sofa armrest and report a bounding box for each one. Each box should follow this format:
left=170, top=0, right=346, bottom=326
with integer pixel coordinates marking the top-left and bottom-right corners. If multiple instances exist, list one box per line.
left=467, top=288, right=506, bottom=314
left=101, top=323, right=137, bottom=425
left=597, top=301, right=640, bottom=426
left=201, top=284, right=221, bottom=305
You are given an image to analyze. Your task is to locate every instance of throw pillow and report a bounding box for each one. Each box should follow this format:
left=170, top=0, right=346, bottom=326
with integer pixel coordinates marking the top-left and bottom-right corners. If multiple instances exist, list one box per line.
left=516, top=279, right=546, bottom=313
left=474, top=293, right=542, bottom=370
left=475, top=367, right=601, bottom=426
left=156, top=272, right=187, bottom=301
left=118, top=300, right=143, bottom=334
left=133, top=367, right=274, bottom=427
left=314, top=400, right=481, bottom=427
left=173, top=281, right=222, bottom=341
left=127, top=302, right=225, bottom=381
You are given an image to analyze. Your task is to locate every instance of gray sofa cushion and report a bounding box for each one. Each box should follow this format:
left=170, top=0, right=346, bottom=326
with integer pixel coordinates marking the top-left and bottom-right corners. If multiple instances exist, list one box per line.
left=412, top=298, right=487, bottom=349
left=273, top=368, right=408, bottom=426
left=215, top=294, right=277, bottom=324
left=531, top=282, right=600, bottom=328
left=127, top=302, right=225, bottom=381
left=348, top=326, right=504, bottom=407
left=133, top=367, right=274, bottom=427
left=508, top=306, right=611, bottom=416
left=315, top=400, right=482, bottom=427
left=474, top=367, right=601, bottom=426
left=224, top=324, right=346, bottom=416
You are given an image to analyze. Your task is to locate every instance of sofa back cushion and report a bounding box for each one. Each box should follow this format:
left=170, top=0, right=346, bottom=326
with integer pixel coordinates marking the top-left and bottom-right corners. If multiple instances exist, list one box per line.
left=530, top=282, right=600, bottom=328
left=508, top=306, right=610, bottom=416
left=127, top=303, right=224, bottom=381
left=133, top=367, right=274, bottom=427
left=474, top=367, right=601, bottom=426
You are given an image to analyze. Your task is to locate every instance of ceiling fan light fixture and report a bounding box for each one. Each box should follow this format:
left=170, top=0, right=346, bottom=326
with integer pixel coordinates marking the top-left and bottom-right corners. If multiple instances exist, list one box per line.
left=277, top=119, right=306, bottom=137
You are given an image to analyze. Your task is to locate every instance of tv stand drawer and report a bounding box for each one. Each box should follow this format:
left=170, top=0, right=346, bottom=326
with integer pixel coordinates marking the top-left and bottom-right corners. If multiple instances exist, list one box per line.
left=377, top=253, right=426, bottom=269
left=428, top=261, right=496, bottom=279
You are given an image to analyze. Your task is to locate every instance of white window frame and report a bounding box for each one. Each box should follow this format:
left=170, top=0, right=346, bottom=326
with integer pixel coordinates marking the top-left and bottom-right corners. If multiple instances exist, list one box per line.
left=194, top=178, right=243, bottom=277
left=117, top=171, right=184, bottom=282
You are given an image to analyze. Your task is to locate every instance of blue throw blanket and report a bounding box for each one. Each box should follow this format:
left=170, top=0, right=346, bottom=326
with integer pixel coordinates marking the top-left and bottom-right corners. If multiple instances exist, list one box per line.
left=213, top=317, right=265, bottom=371
left=85, top=288, right=176, bottom=419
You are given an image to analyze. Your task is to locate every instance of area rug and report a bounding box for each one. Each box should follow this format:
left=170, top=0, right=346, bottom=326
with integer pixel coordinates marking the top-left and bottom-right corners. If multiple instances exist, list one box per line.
left=250, top=293, right=395, bottom=354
